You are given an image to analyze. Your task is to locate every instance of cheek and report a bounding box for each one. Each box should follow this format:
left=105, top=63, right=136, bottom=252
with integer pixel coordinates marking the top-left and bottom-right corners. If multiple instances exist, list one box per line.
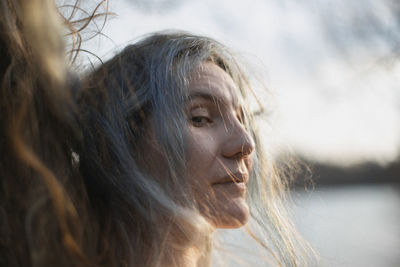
left=185, top=129, right=250, bottom=229
left=185, top=130, right=219, bottom=185
left=185, top=130, right=219, bottom=210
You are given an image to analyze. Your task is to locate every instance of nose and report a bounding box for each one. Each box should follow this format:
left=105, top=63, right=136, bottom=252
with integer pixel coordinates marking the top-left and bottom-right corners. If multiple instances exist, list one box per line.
left=221, top=119, right=255, bottom=159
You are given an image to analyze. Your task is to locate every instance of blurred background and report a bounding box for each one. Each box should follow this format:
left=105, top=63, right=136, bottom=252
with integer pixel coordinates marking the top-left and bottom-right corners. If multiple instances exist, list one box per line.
left=69, top=0, right=400, bottom=266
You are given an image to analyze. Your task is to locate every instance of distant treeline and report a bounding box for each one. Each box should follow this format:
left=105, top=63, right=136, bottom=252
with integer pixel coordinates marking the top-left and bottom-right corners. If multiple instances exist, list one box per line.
left=289, top=156, right=400, bottom=188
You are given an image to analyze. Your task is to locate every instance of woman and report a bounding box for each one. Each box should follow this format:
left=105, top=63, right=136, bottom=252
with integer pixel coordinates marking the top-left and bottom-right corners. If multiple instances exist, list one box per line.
left=0, top=1, right=310, bottom=265
left=78, top=32, right=310, bottom=266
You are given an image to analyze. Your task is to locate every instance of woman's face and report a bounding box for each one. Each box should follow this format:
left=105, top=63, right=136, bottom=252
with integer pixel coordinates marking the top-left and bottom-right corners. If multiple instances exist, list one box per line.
left=142, top=62, right=255, bottom=229
left=184, top=62, right=255, bottom=229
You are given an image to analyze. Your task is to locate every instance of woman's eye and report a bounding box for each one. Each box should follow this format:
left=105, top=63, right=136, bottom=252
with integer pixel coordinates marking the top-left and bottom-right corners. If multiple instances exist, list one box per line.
left=191, top=116, right=211, bottom=126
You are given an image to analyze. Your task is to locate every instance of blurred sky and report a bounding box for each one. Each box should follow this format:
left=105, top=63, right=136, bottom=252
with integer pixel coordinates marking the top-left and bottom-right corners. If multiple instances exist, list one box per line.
left=77, top=0, right=400, bottom=166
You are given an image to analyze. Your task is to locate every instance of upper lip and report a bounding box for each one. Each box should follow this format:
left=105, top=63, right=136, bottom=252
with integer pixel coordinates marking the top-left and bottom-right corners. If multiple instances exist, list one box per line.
left=213, top=172, right=249, bottom=185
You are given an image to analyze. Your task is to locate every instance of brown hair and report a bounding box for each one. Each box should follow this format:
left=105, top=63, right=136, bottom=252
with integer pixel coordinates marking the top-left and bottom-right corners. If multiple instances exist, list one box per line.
left=0, top=1, right=106, bottom=266
left=0, top=1, right=312, bottom=265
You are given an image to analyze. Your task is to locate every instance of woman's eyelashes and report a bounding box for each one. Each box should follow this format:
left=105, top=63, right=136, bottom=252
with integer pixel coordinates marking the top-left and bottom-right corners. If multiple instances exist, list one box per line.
left=188, top=105, right=245, bottom=128
left=189, top=106, right=213, bottom=127
left=191, top=116, right=211, bottom=126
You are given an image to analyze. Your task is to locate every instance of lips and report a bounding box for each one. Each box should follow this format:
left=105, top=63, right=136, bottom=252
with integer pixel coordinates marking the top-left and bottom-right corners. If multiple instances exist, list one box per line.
left=212, top=172, right=249, bottom=185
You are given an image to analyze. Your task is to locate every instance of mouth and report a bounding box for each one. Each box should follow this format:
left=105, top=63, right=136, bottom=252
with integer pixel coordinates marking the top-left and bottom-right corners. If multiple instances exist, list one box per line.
left=212, top=172, right=249, bottom=186
left=212, top=179, right=247, bottom=194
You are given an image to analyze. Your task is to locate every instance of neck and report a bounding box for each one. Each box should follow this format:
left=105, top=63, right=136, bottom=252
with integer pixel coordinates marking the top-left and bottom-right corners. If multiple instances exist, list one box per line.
left=155, top=211, right=215, bottom=267
left=164, top=246, right=202, bottom=267
left=159, top=231, right=212, bottom=267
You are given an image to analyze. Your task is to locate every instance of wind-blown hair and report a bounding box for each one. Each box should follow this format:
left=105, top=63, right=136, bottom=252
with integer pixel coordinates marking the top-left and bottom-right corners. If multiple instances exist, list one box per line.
left=0, top=1, right=309, bottom=263
left=0, top=1, right=109, bottom=266
left=78, top=31, right=309, bottom=266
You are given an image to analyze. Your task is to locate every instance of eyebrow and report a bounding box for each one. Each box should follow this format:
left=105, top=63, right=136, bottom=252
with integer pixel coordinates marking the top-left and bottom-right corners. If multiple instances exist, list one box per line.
left=187, top=92, right=222, bottom=104
left=187, top=91, right=239, bottom=109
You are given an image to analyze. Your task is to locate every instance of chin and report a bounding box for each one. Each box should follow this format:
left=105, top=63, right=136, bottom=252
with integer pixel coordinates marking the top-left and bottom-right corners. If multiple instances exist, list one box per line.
left=206, top=198, right=250, bottom=229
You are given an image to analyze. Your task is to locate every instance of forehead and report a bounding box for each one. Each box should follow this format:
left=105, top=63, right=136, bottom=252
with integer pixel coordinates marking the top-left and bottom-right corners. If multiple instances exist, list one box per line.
left=187, top=62, right=240, bottom=107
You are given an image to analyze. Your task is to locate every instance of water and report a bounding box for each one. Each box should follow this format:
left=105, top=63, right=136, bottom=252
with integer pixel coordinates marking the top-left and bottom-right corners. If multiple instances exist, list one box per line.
left=213, top=184, right=400, bottom=266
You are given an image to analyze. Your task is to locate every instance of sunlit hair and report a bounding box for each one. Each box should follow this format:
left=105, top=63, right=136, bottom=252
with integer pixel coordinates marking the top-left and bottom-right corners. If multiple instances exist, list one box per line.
left=0, top=0, right=310, bottom=263
left=79, top=31, right=311, bottom=266
left=0, top=1, right=108, bottom=266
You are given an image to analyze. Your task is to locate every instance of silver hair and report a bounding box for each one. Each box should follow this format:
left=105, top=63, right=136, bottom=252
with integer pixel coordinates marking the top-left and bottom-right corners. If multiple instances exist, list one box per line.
left=79, top=30, right=312, bottom=266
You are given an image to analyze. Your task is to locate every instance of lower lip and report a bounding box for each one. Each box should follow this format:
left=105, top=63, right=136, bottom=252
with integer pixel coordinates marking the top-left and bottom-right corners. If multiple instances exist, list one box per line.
left=213, top=182, right=247, bottom=192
